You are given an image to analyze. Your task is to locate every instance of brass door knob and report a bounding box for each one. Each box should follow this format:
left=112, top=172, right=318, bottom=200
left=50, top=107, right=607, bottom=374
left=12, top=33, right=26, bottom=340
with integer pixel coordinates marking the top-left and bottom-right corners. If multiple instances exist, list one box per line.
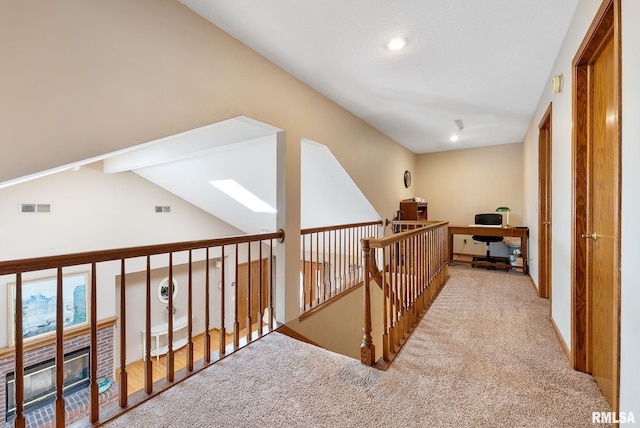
left=581, top=232, right=599, bottom=241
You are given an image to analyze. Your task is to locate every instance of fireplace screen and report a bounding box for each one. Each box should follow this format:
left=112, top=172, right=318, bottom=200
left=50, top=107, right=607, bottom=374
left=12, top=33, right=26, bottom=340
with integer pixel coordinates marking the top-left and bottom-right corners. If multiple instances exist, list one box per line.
left=6, top=347, right=90, bottom=420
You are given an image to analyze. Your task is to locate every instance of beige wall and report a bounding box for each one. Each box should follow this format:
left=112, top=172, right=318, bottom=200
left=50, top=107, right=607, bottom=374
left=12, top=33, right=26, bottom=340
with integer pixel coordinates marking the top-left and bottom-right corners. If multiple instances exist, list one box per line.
left=0, top=0, right=415, bottom=220
left=0, top=0, right=416, bottom=324
left=414, top=143, right=524, bottom=254
left=286, top=284, right=383, bottom=361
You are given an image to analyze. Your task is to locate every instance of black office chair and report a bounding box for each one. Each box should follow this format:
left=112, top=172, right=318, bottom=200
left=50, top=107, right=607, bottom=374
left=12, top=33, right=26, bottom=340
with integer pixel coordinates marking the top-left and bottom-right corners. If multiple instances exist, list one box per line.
left=472, top=213, right=503, bottom=268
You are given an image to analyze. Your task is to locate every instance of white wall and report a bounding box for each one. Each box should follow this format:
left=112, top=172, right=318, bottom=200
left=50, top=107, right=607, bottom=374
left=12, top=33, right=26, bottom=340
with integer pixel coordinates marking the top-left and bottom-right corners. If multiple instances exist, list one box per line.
left=116, top=258, right=221, bottom=364
left=523, top=0, right=639, bottom=415
left=0, top=162, right=241, bottom=259
left=523, top=0, right=600, bottom=348
left=0, top=163, right=242, bottom=348
left=619, top=0, right=640, bottom=416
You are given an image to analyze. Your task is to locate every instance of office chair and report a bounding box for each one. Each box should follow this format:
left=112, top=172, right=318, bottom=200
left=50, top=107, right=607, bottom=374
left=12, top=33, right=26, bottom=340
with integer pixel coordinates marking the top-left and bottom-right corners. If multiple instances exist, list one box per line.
left=472, top=213, right=503, bottom=268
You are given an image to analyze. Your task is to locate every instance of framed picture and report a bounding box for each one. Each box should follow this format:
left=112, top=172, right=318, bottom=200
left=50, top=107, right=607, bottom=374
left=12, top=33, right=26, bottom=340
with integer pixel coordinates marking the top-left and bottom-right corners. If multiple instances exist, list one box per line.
left=8, top=272, right=89, bottom=346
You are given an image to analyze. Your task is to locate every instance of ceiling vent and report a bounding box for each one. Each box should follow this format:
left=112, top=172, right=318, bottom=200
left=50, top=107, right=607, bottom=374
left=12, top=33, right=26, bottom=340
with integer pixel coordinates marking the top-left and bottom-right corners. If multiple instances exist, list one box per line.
left=155, top=206, right=171, bottom=213
left=453, top=116, right=498, bottom=132
left=21, top=203, right=51, bottom=214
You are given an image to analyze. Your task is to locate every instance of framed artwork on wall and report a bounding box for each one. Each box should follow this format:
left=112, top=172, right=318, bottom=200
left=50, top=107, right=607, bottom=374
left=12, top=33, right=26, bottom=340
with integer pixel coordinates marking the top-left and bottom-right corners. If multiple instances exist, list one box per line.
left=157, top=277, right=178, bottom=304
left=8, top=272, right=89, bottom=346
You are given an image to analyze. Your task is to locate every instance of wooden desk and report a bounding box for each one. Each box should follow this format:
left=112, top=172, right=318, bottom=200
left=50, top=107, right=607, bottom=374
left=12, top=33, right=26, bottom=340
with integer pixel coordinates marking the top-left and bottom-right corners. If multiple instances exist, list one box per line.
left=448, top=225, right=529, bottom=274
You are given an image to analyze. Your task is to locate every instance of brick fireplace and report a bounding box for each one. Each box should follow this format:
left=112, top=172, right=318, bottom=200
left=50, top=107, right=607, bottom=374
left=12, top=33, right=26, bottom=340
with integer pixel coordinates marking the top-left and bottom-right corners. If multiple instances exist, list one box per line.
left=0, top=319, right=118, bottom=427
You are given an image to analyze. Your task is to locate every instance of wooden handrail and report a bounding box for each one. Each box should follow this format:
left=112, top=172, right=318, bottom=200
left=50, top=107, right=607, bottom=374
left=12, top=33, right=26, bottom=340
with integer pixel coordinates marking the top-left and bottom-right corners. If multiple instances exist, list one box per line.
left=0, top=230, right=285, bottom=274
left=301, top=220, right=383, bottom=235
left=369, top=221, right=448, bottom=247
left=3, top=230, right=284, bottom=426
left=300, top=221, right=383, bottom=315
left=385, top=219, right=434, bottom=226
left=360, top=221, right=450, bottom=368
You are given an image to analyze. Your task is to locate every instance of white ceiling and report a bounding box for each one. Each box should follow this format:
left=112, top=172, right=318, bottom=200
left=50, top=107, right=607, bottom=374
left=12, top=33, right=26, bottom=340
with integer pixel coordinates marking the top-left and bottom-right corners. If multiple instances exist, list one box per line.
left=103, top=117, right=380, bottom=233
left=179, top=0, right=579, bottom=153
left=6, top=2, right=582, bottom=235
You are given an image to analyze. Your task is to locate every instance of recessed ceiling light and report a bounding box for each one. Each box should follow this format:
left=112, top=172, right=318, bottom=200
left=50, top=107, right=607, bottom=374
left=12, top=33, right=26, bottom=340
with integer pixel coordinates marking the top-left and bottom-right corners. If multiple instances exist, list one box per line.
left=209, top=179, right=276, bottom=213
left=450, top=135, right=459, bottom=142
left=387, top=37, right=408, bottom=51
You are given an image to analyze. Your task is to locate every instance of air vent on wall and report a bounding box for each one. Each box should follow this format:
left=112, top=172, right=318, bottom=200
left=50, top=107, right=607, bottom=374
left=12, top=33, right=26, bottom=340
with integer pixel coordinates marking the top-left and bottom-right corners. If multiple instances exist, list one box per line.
left=155, top=206, right=171, bottom=213
left=21, top=204, right=35, bottom=213
left=21, top=203, right=51, bottom=214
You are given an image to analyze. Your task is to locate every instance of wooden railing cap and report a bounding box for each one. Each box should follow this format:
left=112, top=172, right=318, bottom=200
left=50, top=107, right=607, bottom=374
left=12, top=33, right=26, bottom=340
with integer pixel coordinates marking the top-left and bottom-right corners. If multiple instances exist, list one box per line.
left=0, top=230, right=285, bottom=274
left=364, top=221, right=449, bottom=248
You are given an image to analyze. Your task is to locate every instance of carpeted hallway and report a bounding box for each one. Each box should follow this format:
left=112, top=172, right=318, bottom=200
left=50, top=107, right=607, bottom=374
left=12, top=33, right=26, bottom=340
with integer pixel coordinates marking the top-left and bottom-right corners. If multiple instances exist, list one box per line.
left=102, top=266, right=610, bottom=427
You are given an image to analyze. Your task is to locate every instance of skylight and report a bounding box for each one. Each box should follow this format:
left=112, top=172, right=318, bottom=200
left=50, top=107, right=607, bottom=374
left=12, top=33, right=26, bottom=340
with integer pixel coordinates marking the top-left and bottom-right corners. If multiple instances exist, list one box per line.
left=209, top=179, right=276, bottom=213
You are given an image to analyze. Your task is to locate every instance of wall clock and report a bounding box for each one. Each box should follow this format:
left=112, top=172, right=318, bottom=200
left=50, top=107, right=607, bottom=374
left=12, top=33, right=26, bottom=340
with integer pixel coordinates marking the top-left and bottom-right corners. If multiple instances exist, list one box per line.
left=403, top=170, right=411, bottom=188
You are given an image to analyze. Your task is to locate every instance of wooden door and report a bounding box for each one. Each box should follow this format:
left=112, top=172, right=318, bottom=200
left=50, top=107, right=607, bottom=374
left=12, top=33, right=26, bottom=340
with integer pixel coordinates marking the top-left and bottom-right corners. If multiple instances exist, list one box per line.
left=538, top=104, right=552, bottom=300
left=589, top=35, right=617, bottom=408
left=572, top=0, right=620, bottom=413
left=237, top=258, right=269, bottom=331
left=300, top=261, right=325, bottom=309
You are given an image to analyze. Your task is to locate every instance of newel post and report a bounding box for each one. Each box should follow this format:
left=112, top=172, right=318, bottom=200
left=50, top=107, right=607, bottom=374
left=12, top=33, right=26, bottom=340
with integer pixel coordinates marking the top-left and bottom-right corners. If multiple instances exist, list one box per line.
left=361, top=239, right=375, bottom=366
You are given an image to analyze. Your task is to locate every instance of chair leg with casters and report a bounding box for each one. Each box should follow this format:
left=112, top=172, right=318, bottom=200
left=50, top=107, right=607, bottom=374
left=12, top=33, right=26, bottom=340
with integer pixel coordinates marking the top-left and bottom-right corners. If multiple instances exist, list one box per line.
left=472, top=242, right=499, bottom=269
left=471, top=213, right=505, bottom=270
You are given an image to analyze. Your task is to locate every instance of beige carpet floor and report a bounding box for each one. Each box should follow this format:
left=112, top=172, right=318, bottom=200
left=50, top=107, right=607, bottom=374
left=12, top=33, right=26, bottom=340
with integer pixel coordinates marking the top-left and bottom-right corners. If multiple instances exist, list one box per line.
left=102, top=266, right=610, bottom=427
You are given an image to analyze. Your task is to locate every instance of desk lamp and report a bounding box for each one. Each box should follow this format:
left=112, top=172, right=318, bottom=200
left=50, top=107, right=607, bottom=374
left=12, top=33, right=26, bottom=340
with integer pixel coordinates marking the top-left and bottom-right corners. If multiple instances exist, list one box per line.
left=495, top=207, right=511, bottom=227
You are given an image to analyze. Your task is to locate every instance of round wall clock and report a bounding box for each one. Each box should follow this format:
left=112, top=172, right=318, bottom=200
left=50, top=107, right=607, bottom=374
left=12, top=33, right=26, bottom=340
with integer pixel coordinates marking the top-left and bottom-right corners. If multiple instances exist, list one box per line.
left=403, top=170, right=411, bottom=188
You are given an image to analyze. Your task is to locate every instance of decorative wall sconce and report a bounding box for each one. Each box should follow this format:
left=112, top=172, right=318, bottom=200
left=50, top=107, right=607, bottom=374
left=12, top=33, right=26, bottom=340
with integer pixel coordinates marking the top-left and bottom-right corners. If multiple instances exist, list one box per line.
left=551, top=74, right=564, bottom=94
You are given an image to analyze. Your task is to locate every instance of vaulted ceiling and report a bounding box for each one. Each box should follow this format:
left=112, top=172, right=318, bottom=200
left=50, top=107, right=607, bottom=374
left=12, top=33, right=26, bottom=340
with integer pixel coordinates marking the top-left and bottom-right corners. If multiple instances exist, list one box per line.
left=179, top=0, right=579, bottom=153
left=129, top=1, right=581, bottom=232
left=3, top=2, right=582, bottom=235
left=103, top=117, right=380, bottom=233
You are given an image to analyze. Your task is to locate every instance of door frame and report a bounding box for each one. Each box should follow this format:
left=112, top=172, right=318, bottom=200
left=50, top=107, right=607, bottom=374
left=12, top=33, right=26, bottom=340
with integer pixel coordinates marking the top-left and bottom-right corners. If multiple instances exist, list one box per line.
left=538, top=102, right=552, bottom=300
left=571, top=0, right=621, bottom=413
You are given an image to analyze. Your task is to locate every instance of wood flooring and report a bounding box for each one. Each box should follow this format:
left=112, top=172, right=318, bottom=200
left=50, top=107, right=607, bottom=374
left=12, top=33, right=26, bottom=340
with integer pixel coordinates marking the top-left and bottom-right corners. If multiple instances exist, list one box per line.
left=115, top=328, right=241, bottom=394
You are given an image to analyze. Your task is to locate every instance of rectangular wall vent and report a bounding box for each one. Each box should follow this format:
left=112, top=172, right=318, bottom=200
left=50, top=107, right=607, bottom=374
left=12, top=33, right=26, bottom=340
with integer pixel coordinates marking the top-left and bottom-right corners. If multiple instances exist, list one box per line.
left=21, top=204, right=36, bottom=213
left=21, top=203, right=51, bottom=214
left=155, top=206, right=170, bottom=213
